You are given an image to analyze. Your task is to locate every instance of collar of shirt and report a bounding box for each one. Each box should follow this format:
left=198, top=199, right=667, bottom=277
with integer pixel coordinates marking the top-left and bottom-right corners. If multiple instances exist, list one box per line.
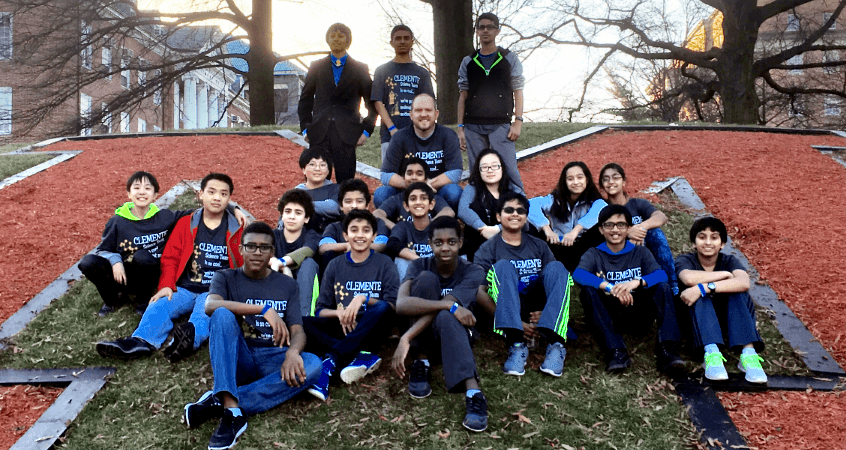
left=330, top=54, right=347, bottom=68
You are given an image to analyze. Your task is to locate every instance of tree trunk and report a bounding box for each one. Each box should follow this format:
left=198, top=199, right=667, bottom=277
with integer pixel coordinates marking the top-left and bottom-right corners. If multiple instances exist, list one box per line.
left=428, top=0, right=474, bottom=124
left=247, top=0, right=275, bottom=126
left=717, top=6, right=760, bottom=124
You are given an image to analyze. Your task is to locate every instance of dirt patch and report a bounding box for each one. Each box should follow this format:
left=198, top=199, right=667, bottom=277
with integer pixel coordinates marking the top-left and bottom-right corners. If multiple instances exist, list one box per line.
left=0, top=385, right=64, bottom=450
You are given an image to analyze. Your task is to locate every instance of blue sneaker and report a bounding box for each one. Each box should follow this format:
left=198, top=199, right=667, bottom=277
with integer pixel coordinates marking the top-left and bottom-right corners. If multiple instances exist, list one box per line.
left=408, top=360, right=432, bottom=399
left=208, top=408, right=247, bottom=450
left=738, top=353, right=768, bottom=384
left=703, top=350, right=728, bottom=381
left=340, top=351, right=382, bottom=384
left=183, top=390, right=222, bottom=429
left=463, top=391, right=488, bottom=432
left=540, top=342, right=566, bottom=377
left=307, top=358, right=335, bottom=401
left=503, top=343, right=528, bottom=376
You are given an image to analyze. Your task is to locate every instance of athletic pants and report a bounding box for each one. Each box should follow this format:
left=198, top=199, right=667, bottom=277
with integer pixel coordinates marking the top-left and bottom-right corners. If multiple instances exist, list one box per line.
left=464, top=123, right=524, bottom=191
left=687, top=291, right=764, bottom=352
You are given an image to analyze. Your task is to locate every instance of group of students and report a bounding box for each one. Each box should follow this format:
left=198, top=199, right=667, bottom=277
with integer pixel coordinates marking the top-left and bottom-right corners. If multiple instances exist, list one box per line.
left=79, top=14, right=767, bottom=450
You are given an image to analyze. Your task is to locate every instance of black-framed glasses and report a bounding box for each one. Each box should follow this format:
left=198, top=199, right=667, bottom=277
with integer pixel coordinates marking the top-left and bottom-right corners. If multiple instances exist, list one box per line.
left=502, top=206, right=527, bottom=215
left=601, top=221, right=629, bottom=231
left=241, top=243, right=274, bottom=254
left=477, top=24, right=498, bottom=30
left=480, top=164, right=502, bottom=172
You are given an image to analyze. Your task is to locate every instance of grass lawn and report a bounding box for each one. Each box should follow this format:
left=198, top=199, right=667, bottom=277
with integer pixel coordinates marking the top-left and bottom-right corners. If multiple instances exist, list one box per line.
left=0, top=142, right=54, bottom=181
left=0, top=186, right=809, bottom=449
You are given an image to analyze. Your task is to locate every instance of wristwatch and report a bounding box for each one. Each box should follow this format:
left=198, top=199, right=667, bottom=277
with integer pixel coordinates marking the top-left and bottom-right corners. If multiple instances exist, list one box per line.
left=514, top=116, right=524, bottom=122
left=707, top=282, right=716, bottom=293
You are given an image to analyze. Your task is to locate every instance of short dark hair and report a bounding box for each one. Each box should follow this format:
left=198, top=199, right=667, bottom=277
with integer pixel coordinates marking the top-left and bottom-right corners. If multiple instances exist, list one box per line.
left=278, top=189, right=315, bottom=220
left=242, top=221, right=275, bottom=247
left=326, top=23, right=352, bottom=45
left=689, top=216, right=727, bottom=243
left=597, top=204, right=632, bottom=227
left=343, top=208, right=377, bottom=233
left=126, top=171, right=159, bottom=193
left=391, top=24, right=413, bottom=39
left=298, top=147, right=334, bottom=178
left=428, top=215, right=463, bottom=240
left=411, top=93, right=437, bottom=110
left=498, top=190, right=529, bottom=213
left=338, top=178, right=371, bottom=205
left=201, top=173, right=234, bottom=194
left=476, top=12, right=499, bottom=28
left=403, top=181, right=435, bottom=204
left=400, top=156, right=429, bottom=179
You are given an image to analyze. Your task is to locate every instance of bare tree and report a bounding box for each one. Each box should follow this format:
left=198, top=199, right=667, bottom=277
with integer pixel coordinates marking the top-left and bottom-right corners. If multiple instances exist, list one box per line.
left=3, top=0, right=322, bottom=137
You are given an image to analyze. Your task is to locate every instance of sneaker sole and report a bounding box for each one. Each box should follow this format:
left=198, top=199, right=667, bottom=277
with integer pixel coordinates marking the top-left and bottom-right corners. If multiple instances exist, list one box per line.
left=340, top=358, right=382, bottom=384
left=737, top=362, right=768, bottom=384
left=539, top=366, right=563, bottom=377
left=503, top=368, right=526, bottom=376
left=95, top=342, right=151, bottom=360
left=208, top=422, right=247, bottom=450
left=462, top=419, right=488, bottom=433
left=307, top=387, right=327, bottom=401
left=408, top=386, right=432, bottom=399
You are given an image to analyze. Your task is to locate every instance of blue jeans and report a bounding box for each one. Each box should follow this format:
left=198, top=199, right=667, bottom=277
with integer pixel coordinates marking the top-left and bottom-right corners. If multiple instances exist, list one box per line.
left=488, top=259, right=573, bottom=341
left=688, top=291, right=763, bottom=352
left=373, top=183, right=463, bottom=210
left=296, top=258, right=319, bottom=317
left=644, top=228, right=678, bottom=293
left=209, top=309, right=321, bottom=416
left=132, top=288, right=210, bottom=349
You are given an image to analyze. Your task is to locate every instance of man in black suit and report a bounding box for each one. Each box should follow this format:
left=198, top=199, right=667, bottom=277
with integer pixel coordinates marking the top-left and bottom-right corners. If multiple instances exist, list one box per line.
left=298, top=23, right=378, bottom=183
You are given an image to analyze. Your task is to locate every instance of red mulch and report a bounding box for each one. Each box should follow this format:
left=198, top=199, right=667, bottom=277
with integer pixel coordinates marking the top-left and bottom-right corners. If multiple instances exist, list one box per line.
left=0, top=385, right=63, bottom=450
left=1, top=130, right=844, bottom=448
left=517, top=129, right=846, bottom=449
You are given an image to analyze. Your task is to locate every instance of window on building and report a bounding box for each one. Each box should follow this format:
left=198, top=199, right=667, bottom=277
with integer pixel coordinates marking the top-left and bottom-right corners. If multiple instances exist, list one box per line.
left=102, top=103, right=111, bottom=134
left=0, top=87, right=11, bottom=135
left=138, top=117, right=146, bottom=133
left=274, top=86, right=289, bottom=113
left=101, top=38, right=112, bottom=80
left=120, top=111, right=130, bottom=132
left=824, top=12, right=837, bottom=30
left=0, top=13, right=11, bottom=61
left=788, top=54, right=803, bottom=75
left=80, top=21, right=92, bottom=69
left=80, top=93, right=92, bottom=136
left=120, top=48, right=132, bottom=89
left=138, top=59, right=148, bottom=87
left=153, top=69, right=162, bottom=105
left=825, top=96, right=841, bottom=116
left=153, top=125, right=161, bottom=132
left=823, top=51, right=838, bottom=74
left=787, top=13, right=800, bottom=32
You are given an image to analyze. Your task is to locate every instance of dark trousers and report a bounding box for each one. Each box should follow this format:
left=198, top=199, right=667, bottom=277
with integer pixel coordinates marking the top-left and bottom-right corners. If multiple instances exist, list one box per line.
left=78, top=254, right=160, bottom=306
left=535, top=226, right=604, bottom=273
left=409, top=272, right=478, bottom=392
left=688, top=291, right=764, bottom=352
left=301, top=300, right=391, bottom=366
left=312, top=122, right=357, bottom=183
left=580, top=283, right=680, bottom=353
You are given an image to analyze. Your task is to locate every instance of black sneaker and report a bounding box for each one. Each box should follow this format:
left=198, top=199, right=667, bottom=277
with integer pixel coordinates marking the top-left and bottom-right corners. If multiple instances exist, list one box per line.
left=96, top=337, right=154, bottom=359
left=164, top=322, right=195, bottom=363
left=408, top=360, right=432, bottom=399
left=208, top=408, right=248, bottom=450
left=134, top=303, right=147, bottom=316
left=97, top=304, right=116, bottom=317
left=183, top=390, right=222, bottom=429
left=655, top=342, right=685, bottom=374
left=462, top=392, right=488, bottom=432
left=605, top=348, right=632, bottom=373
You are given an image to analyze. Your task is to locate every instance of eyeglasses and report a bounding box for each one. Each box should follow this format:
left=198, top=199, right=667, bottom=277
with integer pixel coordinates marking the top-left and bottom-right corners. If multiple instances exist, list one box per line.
left=502, top=206, right=527, bottom=215
left=306, top=162, right=328, bottom=170
left=601, top=174, right=623, bottom=183
left=480, top=164, right=502, bottom=172
left=241, top=243, right=274, bottom=254
left=601, top=222, right=629, bottom=230
left=477, top=24, right=498, bottom=31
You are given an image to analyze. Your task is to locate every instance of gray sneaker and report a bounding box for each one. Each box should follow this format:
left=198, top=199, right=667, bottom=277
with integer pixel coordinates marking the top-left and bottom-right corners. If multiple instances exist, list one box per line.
left=540, top=342, right=566, bottom=377
left=503, top=343, right=528, bottom=376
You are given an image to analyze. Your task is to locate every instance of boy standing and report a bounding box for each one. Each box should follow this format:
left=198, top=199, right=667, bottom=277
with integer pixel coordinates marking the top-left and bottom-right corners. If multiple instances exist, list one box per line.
left=474, top=192, right=572, bottom=377
left=573, top=204, right=684, bottom=374
left=270, top=190, right=321, bottom=319
left=96, top=173, right=244, bottom=363
left=371, top=24, right=434, bottom=163
left=303, top=209, right=399, bottom=401
left=292, top=148, right=340, bottom=234
left=374, top=156, right=453, bottom=230
left=676, top=217, right=767, bottom=383
left=183, top=222, right=321, bottom=450
left=392, top=216, right=488, bottom=432
left=389, top=182, right=435, bottom=280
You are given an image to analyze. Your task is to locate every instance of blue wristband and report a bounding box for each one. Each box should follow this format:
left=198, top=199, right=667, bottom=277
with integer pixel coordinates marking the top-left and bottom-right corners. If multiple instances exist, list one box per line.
left=449, top=302, right=459, bottom=314
left=605, top=283, right=613, bottom=293
left=362, top=130, right=370, bottom=138
left=457, top=124, right=465, bottom=128
left=388, top=125, right=397, bottom=132
left=698, top=284, right=707, bottom=297
left=261, top=304, right=271, bottom=315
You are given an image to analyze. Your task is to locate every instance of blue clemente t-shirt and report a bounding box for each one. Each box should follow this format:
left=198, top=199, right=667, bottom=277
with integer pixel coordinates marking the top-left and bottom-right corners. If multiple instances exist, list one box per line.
left=624, top=198, right=658, bottom=226
left=574, top=242, right=667, bottom=289
left=315, top=250, right=399, bottom=315
left=391, top=221, right=433, bottom=259
left=473, top=234, right=555, bottom=294
left=177, top=218, right=230, bottom=293
left=209, top=268, right=302, bottom=346
left=379, top=192, right=449, bottom=223
left=404, top=257, right=485, bottom=308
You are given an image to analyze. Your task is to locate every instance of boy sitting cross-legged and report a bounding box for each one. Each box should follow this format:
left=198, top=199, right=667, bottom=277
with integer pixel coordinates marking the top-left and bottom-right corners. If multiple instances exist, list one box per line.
left=573, top=204, right=684, bottom=374
left=676, top=217, right=767, bottom=383
left=270, top=189, right=321, bottom=319
left=392, top=216, right=489, bottom=432
left=183, top=221, right=321, bottom=450
left=374, top=156, right=454, bottom=230
left=473, top=191, right=573, bottom=378
left=290, top=147, right=340, bottom=234
left=303, top=209, right=399, bottom=401
left=389, top=181, right=436, bottom=280
left=318, top=179, right=390, bottom=267
left=96, top=173, right=244, bottom=363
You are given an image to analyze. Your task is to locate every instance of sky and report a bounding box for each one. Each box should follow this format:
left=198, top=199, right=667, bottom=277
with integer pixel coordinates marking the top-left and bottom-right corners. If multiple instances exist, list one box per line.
left=140, top=0, right=615, bottom=122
